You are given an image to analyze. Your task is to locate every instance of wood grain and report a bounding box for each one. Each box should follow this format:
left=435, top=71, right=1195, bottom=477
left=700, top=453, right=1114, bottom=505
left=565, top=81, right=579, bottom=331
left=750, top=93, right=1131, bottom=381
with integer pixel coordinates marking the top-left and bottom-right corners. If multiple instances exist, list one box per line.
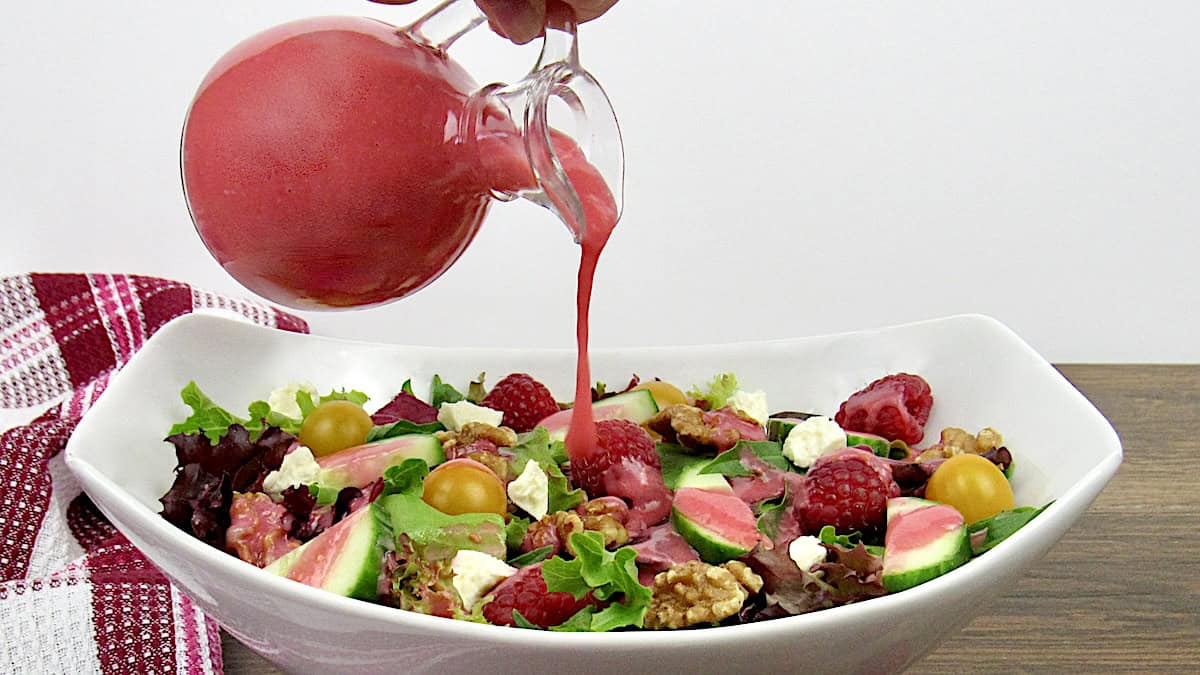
left=221, top=365, right=1200, bottom=674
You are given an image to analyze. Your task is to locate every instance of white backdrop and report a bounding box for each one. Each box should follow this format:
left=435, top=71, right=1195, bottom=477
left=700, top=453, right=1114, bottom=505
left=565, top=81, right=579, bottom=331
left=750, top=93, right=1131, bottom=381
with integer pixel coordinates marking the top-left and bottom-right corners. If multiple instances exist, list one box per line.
left=2, top=1, right=1197, bottom=362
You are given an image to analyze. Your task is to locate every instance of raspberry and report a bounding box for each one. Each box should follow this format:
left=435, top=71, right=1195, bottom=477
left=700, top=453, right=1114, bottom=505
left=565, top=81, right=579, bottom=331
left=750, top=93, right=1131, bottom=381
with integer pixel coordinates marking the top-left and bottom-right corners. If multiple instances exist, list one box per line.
left=570, top=419, right=659, bottom=497
left=481, top=563, right=596, bottom=628
left=480, top=373, right=560, bottom=433
left=801, top=448, right=900, bottom=535
left=834, top=373, right=933, bottom=445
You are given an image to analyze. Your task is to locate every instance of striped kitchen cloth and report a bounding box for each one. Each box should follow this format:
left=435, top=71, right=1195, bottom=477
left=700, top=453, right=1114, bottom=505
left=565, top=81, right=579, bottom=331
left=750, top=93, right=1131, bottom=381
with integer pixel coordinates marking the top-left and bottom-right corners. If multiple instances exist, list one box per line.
left=0, top=273, right=306, bottom=673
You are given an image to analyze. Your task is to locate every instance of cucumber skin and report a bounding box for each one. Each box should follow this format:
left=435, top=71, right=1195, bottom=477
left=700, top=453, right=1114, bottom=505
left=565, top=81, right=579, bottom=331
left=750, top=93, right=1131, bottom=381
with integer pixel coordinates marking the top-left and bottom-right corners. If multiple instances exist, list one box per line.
left=881, top=530, right=970, bottom=592
left=333, top=506, right=391, bottom=600
left=263, top=505, right=390, bottom=601
left=845, top=432, right=890, bottom=457
left=881, top=498, right=972, bottom=592
left=671, top=508, right=753, bottom=564
left=766, top=418, right=801, bottom=442
left=545, top=389, right=659, bottom=441
left=597, top=388, right=660, bottom=422
left=885, top=497, right=939, bottom=524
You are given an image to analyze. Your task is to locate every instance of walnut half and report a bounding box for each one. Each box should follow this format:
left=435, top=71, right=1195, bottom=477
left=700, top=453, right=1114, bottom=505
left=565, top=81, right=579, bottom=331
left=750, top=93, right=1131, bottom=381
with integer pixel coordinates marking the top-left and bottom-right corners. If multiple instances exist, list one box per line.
left=436, top=422, right=518, bottom=454
left=646, top=404, right=743, bottom=453
left=644, top=560, right=764, bottom=629
left=916, top=426, right=1006, bottom=462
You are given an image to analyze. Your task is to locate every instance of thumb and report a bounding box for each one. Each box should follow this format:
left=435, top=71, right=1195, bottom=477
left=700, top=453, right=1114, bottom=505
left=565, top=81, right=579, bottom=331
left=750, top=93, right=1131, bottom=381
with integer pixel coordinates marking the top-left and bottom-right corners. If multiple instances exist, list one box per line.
left=475, top=0, right=547, bottom=45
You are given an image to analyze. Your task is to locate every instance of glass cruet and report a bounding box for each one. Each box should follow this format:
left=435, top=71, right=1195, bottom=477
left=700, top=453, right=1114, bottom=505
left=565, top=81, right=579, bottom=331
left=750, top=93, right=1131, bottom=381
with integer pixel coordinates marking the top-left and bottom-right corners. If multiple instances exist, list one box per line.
left=180, top=0, right=623, bottom=309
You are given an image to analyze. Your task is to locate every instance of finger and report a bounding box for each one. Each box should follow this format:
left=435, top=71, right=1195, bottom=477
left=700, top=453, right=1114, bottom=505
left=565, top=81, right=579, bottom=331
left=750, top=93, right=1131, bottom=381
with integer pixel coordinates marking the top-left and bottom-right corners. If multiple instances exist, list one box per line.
left=564, top=0, right=619, bottom=24
left=475, top=0, right=546, bottom=45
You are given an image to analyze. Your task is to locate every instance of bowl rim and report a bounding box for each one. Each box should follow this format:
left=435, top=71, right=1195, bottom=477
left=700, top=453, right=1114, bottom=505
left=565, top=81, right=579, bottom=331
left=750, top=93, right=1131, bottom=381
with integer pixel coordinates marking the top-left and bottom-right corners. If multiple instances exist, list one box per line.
left=64, top=311, right=1123, bottom=647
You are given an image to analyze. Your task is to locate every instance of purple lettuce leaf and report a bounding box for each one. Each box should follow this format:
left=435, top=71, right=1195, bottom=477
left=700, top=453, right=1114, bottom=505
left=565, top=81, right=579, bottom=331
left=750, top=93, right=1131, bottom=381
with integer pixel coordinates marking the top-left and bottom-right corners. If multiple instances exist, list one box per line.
left=371, top=391, right=438, bottom=425
left=159, top=425, right=295, bottom=547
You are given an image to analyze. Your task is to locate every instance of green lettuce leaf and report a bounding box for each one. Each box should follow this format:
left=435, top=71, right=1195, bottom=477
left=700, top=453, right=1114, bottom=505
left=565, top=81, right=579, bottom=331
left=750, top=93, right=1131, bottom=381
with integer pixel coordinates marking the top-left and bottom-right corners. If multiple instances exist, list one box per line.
left=169, top=382, right=371, bottom=445
left=656, top=443, right=706, bottom=490
left=505, top=516, right=531, bottom=552
left=168, top=382, right=245, bottom=444
left=509, top=428, right=585, bottom=512
left=687, top=373, right=739, bottom=409
left=296, top=388, right=369, bottom=419
left=967, top=503, right=1052, bottom=554
left=511, top=610, right=541, bottom=630
left=380, top=458, right=431, bottom=497
left=429, top=375, right=464, bottom=408
left=541, top=556, right=592, bottom=600
left=507, top=545, right=554, bottom=569
left=244, top=400, right=303, bottom=436
left=169, top=382, right=301, bottom=443
left=546, top=476, right=586, bottom=514
left=509, top=428, right=561, bottom=472
left=756, top=489, right=790, bottom=540
left=699, top=441, right=790, bottom=477
left=367, top=419, right=445, bottom=442
left=308, top=483, right=342, bottom=506
left=548, top=606, right=597, bottom=632
left=547, top=439, right=570, bottom=466
left=818, top=525, right=884, bottom=557
left=379, top=492, right=505, bottom=560
left=541, top=531, right=652, bottom=632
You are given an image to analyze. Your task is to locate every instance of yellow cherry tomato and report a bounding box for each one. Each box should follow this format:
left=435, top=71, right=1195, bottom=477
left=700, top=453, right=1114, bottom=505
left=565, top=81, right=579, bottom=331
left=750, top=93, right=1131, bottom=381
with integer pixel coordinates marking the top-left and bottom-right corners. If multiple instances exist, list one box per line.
left=422, top=459, right=508, bottom=516
left=298, top=400, right=373, bottom=458
left=925, top=453, right=1015, bottom=524
left=633, top=380, right=688, bottom=409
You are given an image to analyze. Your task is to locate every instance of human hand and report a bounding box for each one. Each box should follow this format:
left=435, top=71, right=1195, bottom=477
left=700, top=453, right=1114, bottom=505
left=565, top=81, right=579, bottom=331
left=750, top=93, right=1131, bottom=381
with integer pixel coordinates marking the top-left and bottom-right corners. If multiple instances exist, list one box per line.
left=370, top=0, right=618, bottom=45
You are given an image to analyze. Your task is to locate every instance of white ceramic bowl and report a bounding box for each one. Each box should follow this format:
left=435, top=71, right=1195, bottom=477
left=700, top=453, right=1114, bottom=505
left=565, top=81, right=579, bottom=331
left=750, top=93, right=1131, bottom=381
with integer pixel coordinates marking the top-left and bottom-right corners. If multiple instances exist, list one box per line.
left=65, top=313, right=1121, bottom=674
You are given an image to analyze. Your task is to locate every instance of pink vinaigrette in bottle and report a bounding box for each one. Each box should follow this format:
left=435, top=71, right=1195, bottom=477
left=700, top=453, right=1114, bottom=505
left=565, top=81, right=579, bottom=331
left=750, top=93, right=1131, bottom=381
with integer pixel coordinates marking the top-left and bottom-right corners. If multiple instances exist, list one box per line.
left=181, top=1, right=623, bottom=461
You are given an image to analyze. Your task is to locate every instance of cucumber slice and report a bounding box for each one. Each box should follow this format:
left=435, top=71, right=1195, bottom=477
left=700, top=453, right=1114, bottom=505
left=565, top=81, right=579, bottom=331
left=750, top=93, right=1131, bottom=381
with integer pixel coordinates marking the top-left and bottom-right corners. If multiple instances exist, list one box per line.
left=671, top=488, right=760, bottom=564
left=658, top=445, right=732, bottom=494
left=882, top=497, right=971, bottom=592
left=845, top=431, right=890, bottom=457
left=316, top=434, right=444, bottom=491
left=767, top=417, right=807, bottom=442
left=674, top=459, right=733, bottom=494
left=265, top=504, right=390, bottom=600
left=540, top=389, right=659, bottom=441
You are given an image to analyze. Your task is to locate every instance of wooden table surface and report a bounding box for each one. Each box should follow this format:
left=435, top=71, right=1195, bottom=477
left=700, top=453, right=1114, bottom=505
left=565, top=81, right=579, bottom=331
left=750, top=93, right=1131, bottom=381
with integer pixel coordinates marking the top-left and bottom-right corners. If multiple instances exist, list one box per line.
left=222, top=365, right=1200, bottom=674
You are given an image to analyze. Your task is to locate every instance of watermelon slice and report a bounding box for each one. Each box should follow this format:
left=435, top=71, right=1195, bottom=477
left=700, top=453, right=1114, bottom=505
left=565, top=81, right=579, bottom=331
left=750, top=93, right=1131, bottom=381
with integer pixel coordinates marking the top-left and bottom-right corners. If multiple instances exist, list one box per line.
left=670, top=487, right=761, bottom=564
left=316, top=434, right=444, bottom=490
left=881, top=497, right=971, bottom=592
left=264, top=504, right=389, bottom=600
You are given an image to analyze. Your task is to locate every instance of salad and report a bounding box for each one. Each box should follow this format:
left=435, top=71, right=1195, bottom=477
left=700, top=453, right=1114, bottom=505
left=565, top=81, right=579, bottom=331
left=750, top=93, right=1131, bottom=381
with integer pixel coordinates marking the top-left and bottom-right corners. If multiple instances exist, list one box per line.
left=158, top=370, right=1046, bottom=631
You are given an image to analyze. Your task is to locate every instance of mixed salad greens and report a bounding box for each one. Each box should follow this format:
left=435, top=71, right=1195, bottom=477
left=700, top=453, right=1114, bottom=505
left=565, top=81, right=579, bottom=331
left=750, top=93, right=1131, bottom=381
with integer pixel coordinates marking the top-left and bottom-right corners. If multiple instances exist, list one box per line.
left=159, top=370, right=1047, bottom=631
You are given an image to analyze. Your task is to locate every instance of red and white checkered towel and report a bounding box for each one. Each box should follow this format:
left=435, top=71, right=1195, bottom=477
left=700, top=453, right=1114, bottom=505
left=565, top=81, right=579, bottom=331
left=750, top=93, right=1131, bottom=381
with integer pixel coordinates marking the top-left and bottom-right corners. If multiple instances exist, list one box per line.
left=0, top=273, right=307, bottom=673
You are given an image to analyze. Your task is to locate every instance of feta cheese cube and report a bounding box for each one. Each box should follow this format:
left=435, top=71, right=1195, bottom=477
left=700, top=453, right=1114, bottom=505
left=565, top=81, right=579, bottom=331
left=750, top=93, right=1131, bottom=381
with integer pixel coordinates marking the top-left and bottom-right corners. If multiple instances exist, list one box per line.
left=268, top=381, right=319, bottom=420
left=782, top=416, right=847, bottom=468
left=507, top=460, right=550, bottom=521
left=788, top=535, right=828, bottom=572
left=437, top=400, right=504, bottom=432
left=262, top=446, right=321, bottom=498
left=451, top=550, right=517, bottom=610
left=726, top=389, right=769, bottom=425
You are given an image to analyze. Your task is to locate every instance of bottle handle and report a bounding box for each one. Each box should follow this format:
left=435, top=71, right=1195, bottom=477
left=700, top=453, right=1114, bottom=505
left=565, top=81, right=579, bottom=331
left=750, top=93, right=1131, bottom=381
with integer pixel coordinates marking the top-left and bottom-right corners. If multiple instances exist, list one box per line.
left=402, top=0, right=487, bottom=52
left=494, top=3, right=625, bottom=242
left=411, top=0, right=624, bottom=243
